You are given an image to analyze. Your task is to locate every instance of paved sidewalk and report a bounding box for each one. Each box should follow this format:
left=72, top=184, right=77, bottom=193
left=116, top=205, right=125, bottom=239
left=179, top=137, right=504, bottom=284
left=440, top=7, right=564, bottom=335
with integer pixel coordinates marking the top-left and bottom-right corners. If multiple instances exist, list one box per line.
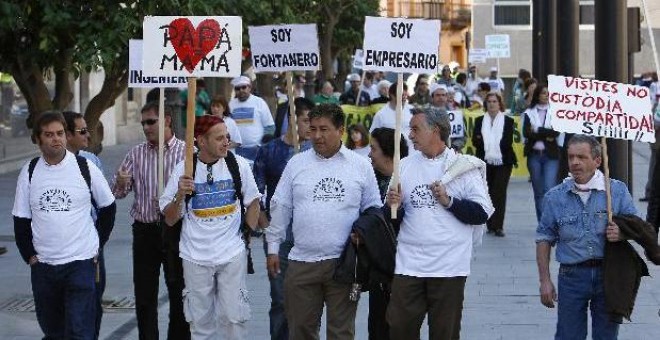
left=0, top=142, right=658, bottom=339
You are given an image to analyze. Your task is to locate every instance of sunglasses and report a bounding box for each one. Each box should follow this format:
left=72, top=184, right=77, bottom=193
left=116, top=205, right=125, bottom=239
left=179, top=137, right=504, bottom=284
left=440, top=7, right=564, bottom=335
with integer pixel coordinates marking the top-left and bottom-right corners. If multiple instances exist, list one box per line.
left=141, top=118, right=158, bottom=126
left=75, top=128, right=88, bottom=135
left=234, top=85, right=248, bottom=91
left=206, top=163, right=214, bottom=185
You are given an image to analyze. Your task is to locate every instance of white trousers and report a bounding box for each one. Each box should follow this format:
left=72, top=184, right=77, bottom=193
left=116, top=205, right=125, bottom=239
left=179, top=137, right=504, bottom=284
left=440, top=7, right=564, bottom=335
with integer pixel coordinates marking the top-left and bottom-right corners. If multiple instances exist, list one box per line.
left=182, top=251, right=250, bottom=340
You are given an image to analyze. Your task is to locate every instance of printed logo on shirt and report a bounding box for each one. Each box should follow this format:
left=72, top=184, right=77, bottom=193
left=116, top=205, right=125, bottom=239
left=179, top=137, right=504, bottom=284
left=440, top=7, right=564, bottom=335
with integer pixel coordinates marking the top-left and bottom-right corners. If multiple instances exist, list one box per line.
left=39, top=189, right=72, bottom=212
left=313, top=178, right=345, bottom=202
left=232, top=107, right=255, bottom=125
left=410, top=184, right=436, bottom=209
left=191, top=179, right=237, bottom=219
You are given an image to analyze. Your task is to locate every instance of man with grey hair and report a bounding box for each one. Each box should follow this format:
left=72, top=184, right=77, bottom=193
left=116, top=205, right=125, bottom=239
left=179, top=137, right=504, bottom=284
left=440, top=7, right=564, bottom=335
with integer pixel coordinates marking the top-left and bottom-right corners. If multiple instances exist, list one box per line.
left=385, top=107, right=493, bottom=339
left=536, top=134, right=636, bottom=339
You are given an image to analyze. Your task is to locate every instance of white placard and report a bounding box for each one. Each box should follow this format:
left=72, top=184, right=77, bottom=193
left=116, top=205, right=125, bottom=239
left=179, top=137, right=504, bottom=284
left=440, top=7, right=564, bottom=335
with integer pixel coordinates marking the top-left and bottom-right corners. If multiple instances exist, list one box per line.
left=548, top=75, right=655, bottom=143
left=448, top=110, right=465, bottom=138
left=468, top=48, right=489, bottom=64
left=129, top=40, right=187, bottom=88
left=143, top=16, right=242, bottom=77
left=485, top=34, right=510, bottom=59
left=353, top=49, right=364, bottom=69
left=248, top=24, right=320, bottom=72
left=362, top=16, right=440, bottom=74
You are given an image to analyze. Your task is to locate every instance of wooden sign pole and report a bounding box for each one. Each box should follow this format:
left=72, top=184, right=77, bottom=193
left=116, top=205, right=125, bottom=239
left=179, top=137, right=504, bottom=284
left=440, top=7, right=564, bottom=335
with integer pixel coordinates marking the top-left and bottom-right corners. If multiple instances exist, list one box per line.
left=391, top=73, right=404, bottom=219
left=157, top=87, right=165, bottom=196
left=601, top=137, right=613, bottom=223
left=286, top=71, right=300, bottom=153
left=184, top=78, right=197, bottom=180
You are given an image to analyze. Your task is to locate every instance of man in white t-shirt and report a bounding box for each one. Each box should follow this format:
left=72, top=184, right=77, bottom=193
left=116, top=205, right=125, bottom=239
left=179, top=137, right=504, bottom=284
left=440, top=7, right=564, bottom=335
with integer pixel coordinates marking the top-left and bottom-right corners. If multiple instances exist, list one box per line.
left=266, top=104, right=382, bottom=340
left=13, top=111, right=116, bottom=339
left=385, top=107, right=493, bottom=340
left=487, top=66, right=505, bottom=95
left=229, top=76, right=275, bottom=162
left=370, top=82, right=413, bottom=142
left=161, top=115, right=261, bottom=339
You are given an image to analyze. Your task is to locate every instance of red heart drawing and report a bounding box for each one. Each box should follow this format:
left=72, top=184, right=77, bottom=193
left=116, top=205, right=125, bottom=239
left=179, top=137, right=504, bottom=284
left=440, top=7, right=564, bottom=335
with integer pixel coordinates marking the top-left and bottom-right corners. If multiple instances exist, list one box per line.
left=168, top=18, right=221, bottom=73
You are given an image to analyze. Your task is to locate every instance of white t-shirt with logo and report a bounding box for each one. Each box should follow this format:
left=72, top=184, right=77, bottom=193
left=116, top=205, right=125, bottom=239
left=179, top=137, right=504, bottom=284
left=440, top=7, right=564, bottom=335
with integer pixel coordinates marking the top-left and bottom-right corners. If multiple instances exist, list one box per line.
left=267, top=146, right=382, bottom=262
left=160, top=155, right=261, bottom=266
left=369, top=103, right=414, bottom=142
left=395, top=149, right=491, bottom=277
left=229, top=95, right=275, bottom=147
left=12, top=151, right=115, bottom=265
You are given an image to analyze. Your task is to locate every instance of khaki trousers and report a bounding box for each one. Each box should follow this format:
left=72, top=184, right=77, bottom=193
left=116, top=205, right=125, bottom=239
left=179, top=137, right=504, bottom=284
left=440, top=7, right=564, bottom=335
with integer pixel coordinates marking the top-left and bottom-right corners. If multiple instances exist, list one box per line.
left=284, top=259, right=357, bottom=340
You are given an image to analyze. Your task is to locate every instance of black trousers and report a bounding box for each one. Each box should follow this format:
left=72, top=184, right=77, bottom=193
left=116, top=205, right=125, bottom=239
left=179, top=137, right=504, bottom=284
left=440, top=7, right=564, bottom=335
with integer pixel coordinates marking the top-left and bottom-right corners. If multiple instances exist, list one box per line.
left=368, top=283, right=391, bottom=340
left=132, top=221, right=189, bottom=340
left=486, top=164, right=513, bottom=232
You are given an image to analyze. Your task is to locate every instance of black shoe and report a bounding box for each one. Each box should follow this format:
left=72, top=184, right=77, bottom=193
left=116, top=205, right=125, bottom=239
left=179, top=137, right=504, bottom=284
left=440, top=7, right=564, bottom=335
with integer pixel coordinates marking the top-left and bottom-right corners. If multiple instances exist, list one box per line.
left=640, top=197, right=649, bottom=202
left=494, top=230, right=505, bottom=237
left=486, top=230, right=495, bottom=234
left=0, top=246, right=7, bottom=255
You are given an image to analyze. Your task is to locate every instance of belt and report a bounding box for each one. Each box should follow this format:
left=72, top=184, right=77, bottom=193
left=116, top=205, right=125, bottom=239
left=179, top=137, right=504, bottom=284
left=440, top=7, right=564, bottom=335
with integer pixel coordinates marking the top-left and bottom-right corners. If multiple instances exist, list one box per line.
left=564, top=259, right=603, bottom=267
left=530, top=149, right=546, bottom=155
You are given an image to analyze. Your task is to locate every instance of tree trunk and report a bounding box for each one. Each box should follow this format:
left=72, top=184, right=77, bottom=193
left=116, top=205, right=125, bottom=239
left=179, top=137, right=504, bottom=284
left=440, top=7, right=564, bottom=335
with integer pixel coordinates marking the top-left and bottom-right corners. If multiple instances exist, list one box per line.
left=10, top=60, right=54, bottom=129
left=255, top=73, right=276, bottom=118
left=320, top=8, right=339, bottom=83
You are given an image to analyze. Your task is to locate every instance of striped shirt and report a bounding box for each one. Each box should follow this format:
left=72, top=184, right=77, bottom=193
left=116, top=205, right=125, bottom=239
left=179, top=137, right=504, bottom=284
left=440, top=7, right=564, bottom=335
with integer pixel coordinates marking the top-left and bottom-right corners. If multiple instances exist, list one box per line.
left=112, top=136, right=185, bottom=223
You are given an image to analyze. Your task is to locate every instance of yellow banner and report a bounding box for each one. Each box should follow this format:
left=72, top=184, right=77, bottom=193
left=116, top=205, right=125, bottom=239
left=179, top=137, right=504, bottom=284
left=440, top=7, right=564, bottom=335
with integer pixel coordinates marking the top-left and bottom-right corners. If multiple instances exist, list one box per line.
left=340, top=104, right=529, bottom=178
left=193, top=204, right=236, bottom=218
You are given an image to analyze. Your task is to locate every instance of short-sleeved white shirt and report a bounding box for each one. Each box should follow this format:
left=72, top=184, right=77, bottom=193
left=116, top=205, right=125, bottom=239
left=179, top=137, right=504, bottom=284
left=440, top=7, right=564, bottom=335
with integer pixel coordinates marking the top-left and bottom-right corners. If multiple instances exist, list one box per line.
left=369, top=103, right=414, bottom=142
left=229, top=95, right=274, bottom=147
left=160, top=155, right=261, bottom=266
left=12, top=151, right=115, bottom=265
left=223, top=116, right=243, bottom=147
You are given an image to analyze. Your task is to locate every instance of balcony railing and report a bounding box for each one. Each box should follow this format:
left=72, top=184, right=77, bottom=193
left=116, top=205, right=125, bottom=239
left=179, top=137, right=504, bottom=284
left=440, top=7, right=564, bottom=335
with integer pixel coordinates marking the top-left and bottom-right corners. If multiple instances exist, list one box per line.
left=395, top=0, right=471, bottom=30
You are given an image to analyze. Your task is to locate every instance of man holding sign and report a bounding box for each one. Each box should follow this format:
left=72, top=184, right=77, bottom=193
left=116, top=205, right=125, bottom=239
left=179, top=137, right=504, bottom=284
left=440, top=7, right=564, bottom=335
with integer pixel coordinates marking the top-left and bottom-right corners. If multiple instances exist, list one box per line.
left=536, top=134, right=636, bottom=339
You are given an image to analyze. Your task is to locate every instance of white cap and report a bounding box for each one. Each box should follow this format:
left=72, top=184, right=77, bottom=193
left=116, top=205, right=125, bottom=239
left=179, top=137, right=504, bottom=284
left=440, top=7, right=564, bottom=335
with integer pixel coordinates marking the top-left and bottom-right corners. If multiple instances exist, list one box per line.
left=454, top=91, right=464, bottom=104
left=377, top=79, right=392, bottom=90
left=430, top=83, right=448, bottom=95
left=231, top=76, right=251, bottom=87
left=448, top=61, right=459, bottom=69
left=490, top=66, right=498, bottom=72
left=347, top=73, right=361, bottom=82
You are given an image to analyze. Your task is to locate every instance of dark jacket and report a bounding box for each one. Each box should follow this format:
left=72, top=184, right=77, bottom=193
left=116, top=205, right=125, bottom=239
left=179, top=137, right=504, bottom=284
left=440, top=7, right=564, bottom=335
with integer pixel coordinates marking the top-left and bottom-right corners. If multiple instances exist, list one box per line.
left=605, top=214, right=660, bottom=322
left=472, top=114, right=517, bottom=167
left=646, top=147, right=660, bottom=235
left=522, top=108, right=561, bottom=158
left=334, top=207, right=397, bottom=288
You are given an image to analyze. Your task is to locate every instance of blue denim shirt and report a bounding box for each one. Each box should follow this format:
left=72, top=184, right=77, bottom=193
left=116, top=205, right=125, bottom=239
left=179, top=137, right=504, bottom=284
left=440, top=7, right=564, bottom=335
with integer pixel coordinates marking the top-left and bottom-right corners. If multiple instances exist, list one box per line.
left=535, top=178, right=637, bottom=264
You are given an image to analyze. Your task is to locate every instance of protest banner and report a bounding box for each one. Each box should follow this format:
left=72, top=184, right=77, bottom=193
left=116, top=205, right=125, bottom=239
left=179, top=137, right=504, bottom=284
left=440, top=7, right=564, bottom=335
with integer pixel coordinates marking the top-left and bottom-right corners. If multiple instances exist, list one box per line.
left=468, top=48, right=489, bottom=64
left=548, top=75, right=655, bottom=143
left=485, top=34, right=510, bottom=59
left=143, top=16, right=242, bottom=179
left=363, top=16, right=440, bottom=217
left=248, top=24, right=320, bottom=73
left=353, top=49, right=364, bottom=69
left=143, top=16, right=242, bottom=77
left=549, top=74, right=656, bottom=221
left=129, top=40, right=187, bottom=88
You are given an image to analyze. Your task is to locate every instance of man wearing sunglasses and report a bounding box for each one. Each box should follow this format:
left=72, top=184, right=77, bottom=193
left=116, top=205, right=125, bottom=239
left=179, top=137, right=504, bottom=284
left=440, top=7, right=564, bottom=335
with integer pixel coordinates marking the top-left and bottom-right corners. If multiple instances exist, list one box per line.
left=63, top=111, right=105, bottom=339
left=229, top=75, right=275, bottom=163
left=112, top=101, right=188, bottom=340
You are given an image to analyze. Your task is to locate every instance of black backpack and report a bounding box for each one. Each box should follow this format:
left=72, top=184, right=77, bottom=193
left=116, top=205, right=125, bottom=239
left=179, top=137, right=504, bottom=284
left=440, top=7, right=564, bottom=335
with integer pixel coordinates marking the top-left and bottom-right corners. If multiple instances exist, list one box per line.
left=28, top=155, right=97, bottom=210
left=184, top=151, right=254, bottom=274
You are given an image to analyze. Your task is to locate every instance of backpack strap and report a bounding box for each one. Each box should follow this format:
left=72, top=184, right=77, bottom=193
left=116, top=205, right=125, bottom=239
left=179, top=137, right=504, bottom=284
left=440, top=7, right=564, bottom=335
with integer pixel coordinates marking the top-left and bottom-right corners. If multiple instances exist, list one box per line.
left=224, top=151, right=245, bottom=221
left=75, top=155, right=97, bottom=210
left=27, top=157, right=39, bottom=183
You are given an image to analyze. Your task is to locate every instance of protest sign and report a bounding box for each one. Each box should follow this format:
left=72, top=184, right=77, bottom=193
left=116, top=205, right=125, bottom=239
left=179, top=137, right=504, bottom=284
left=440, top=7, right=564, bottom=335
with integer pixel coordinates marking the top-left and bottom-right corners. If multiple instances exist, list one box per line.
left=485, top=34, right=510, bottom=59
left=468, top=48, right=489, bottom=64
left=548, top=75, right=655, bottom=143
left=129, top=40, right=187, bottom=88
left=353, top=49, right=364, bottom=69
left=143, top=16, right=242, bottom=77
left=248, top=24, right=320, bottom=72
left=362, top=16, right=440, bottom=74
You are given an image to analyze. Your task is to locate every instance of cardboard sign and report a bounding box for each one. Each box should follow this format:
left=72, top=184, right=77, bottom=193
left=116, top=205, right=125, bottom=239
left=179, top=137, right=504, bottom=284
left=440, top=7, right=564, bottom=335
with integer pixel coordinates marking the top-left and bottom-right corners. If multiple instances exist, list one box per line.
left=129, top=40, right=187, bottom=88
left=485, top=34, right=510, bottom=59
left=362, top=16, right=440, bottom=74
left=143, top=16, right=242, bottom=77
left=468, top=48, right=489, bottom=64
left=248, top=24, right=320, bottom=72
left=548, top=75, right=655, bottom=143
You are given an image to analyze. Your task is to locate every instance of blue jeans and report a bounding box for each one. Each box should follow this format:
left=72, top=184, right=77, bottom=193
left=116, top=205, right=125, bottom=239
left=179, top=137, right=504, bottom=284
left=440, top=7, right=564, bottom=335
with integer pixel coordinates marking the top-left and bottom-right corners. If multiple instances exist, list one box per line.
left=94, top=250, right=106, bottom=340
left=527, top=151, right=560, bottom=221
left=263, top=228, right=294, bottom=340
left=556, top=265, right=620, bottom=340
left=31, top=258, right=97, bottom=340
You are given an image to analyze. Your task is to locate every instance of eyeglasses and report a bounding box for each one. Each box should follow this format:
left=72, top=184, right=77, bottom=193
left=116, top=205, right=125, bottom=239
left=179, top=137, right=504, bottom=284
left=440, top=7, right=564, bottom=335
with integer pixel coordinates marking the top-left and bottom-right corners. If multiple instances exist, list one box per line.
left=206, top=163, right=214, bottom=185
left=141, top=118, right=158, bottom=126
left=234, top=85, right=248, bottom=91
left=75, top=128, right=88, bottom=135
